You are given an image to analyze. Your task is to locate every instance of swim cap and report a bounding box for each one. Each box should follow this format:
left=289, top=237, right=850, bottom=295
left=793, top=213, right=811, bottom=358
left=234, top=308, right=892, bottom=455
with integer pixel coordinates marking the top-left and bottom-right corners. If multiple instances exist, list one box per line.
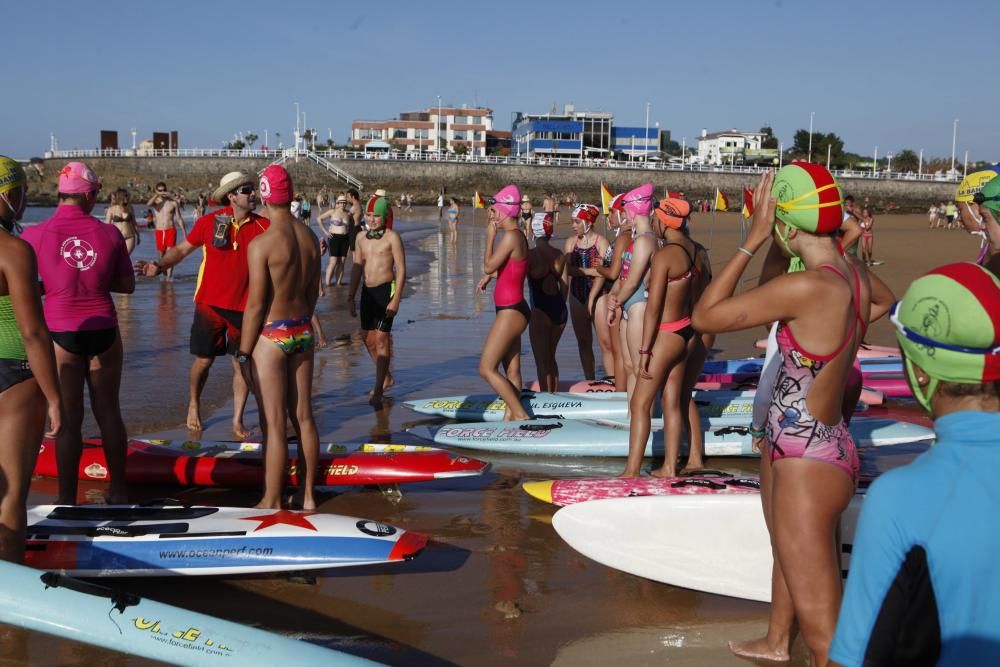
left=654, top=197, right=692, bottom=230
left=622, top=183, right=654, bottom=218
left=608, top=193, right=625, bottom=212
left=531, top=212, right=553, bottom=239
left=259, top=165, right=293, bottom=205
left=367, top=195, right=390, bottom=219
left=491, top=184, right=521, bottom=218
left=955, top=165, right=1000, bottom=203
left=58, top=161, right=102, bottom=194
left=0, top=157, right=26, bottom=195
left=891, top=262, right=1000, bottom=412
left=572, top=204, right=600, bottom=226
left=975, top=173, right=1000, bottom=216
left=771, top=162, right=842, bottom=234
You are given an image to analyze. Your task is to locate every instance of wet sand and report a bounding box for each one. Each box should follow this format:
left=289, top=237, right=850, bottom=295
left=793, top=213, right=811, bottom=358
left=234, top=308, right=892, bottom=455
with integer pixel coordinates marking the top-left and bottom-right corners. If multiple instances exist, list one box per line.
left=7, top=206, right=974, bottom=665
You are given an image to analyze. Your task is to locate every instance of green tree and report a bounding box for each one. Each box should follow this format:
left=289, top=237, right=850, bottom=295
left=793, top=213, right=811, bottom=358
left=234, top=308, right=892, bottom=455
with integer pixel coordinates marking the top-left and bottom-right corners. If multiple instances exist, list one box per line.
left=454, top=143, right=468, bottom=156
left=226, top=139, right=245, bottom=150
left=760, top=126, right=778, bottom=149
left=245, top=132, right=258, bottom=148
left=893, top=149, right=919, bottom=172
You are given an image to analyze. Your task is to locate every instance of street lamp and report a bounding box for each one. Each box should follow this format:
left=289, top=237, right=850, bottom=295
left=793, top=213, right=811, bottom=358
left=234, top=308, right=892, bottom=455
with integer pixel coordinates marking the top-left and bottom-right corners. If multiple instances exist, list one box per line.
left=130, top=128, right=137, bottom=151
left=294, top=102, right=300, bottom=150
left=644, top=102, right=650, bottom=162
left=808, top=111, right=815, bottom=162
left=681, top=137, right=686, bottom=167
left=887, top=151, right=893, bottom=175
left=918, top=148, right=923, bottom=177
left=437, top=95, right=443, bottom=154
left=951, top=119, right=959, bottom=174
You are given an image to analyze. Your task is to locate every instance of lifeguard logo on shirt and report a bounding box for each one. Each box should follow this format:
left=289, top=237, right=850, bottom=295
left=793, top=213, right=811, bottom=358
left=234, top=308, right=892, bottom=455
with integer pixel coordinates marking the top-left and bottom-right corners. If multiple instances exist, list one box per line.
left=60, top=237, right=97, bottom=271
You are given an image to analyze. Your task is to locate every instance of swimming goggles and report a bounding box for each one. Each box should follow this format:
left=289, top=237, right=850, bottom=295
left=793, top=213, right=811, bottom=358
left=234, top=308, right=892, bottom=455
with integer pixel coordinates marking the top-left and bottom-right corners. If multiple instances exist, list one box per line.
left=972, top=192, right=1000, bottom=205
left=366, top=229, right=385, bottom=240
left=889, top=301, right=1000, bottom=355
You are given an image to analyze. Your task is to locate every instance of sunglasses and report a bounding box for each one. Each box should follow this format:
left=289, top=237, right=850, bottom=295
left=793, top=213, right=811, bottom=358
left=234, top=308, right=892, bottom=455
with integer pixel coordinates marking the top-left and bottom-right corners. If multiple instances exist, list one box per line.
left=233, top=185, right=255, bottom=196
left=972, top=192, right=1000, bottom=205
left=889, top=302, right=1000, bottom=355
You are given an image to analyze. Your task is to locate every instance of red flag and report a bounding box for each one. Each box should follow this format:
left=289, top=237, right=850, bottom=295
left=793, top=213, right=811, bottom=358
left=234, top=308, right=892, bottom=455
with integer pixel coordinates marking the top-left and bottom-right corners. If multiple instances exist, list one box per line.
left=742, top=187, right=754, bottom=218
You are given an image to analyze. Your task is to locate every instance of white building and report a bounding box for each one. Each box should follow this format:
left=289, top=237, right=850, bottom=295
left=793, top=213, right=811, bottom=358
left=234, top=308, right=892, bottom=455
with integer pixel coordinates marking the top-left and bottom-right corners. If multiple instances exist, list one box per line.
left=696, top=129, right=767, bottom=165
left=351, top=104, right=494, bottom=157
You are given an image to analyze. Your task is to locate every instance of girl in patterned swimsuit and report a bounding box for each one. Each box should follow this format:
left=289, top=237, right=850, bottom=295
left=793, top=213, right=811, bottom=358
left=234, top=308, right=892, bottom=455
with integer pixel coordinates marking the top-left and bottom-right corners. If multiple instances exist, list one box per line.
left=592, top=194, right=631, bottom=390
left=693, top=164, right=872, bottom=666
left=563, top=204, right=608, bottom=380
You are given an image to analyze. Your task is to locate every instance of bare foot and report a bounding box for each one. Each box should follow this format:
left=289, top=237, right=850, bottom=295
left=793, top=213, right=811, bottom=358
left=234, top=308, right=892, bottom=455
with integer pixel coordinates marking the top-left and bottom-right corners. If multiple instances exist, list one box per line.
left=316, top=337, right=328, bottom=349
left=290, top=491, right=317, bottom=511
left=382, top=375, right=395, bottom=391
left=186, top=403, right=202, bottom=431
left=650, top=467, right=678, bottom=479
left=728, top=637, right=790, bottom=663
left=617, top=470, right=642, bottom=478
left=232, top=423, right=253, bottom=440
left=254, top=498, right=282, bottom=510
left=369, top=390, right=384, bottom=407
left=502, top=412, right=531, bottom=422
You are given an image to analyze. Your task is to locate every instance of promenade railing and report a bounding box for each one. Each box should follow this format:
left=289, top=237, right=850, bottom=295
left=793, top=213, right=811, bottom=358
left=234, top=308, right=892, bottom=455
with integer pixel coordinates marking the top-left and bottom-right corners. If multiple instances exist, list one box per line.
left=41, top=148, right=961, bottom=183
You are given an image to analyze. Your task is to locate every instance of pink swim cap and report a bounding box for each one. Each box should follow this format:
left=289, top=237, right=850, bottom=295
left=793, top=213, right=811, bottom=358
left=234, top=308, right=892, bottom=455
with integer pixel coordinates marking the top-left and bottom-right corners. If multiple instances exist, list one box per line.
left=491, top=184, right=521, bottom=219
left=58, top=161, right=101, bottom=194
left=622, top=183, right=654, bottom=217
left=259, top=165, right=293, bottom=205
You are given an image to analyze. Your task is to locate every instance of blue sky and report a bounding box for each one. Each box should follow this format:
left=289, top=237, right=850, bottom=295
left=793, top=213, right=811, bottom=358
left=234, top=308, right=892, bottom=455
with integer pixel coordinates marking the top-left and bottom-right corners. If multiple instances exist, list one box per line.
left=4, top=0, right=998, bottom=161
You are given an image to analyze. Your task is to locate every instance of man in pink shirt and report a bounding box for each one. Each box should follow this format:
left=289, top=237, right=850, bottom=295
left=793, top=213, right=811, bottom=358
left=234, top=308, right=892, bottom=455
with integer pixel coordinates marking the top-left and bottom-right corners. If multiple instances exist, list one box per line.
left=21, top=161, right=134, bottom=504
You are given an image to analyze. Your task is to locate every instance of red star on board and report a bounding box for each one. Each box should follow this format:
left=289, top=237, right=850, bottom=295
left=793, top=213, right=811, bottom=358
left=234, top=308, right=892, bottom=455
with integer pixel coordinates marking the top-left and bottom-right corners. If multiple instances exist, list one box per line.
left=239, top=509, right=319, bottom=532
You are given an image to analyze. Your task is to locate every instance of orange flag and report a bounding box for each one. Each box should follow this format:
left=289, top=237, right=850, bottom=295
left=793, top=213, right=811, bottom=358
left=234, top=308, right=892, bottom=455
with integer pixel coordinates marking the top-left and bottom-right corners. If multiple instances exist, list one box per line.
left=715, top=189, right=729, bottom=212
left=742, top=187, right=754, bottom=218
left=473, top=191, right=486, bottom=209
left=600, top=182, right=613, bottom=215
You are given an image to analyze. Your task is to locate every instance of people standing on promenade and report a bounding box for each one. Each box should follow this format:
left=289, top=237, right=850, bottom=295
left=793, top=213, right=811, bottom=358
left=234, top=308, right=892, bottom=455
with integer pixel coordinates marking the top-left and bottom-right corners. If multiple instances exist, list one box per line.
left=147, top=182, right=186, bottom=279
left=527, top=212, right=568, bottom=392
left=622, top=198, right=706, bottom=478
left=317, top=194, right=351, bottom=287
left=563, top=203, right=608, bottom=380
left=607, top=183, right=658, bottom=399
left=104, top=188, right=140, bottom=254
left=446, top=197, right=460, bottom=244
left=22, top=162, right=134, bottom=505
left=830, top=262, right=1000, bottom=667
left=348, top=197, right=406, bottom=405
left=135, top=171, right=268, bottom=438
left=237, top=165, right=321, bottom=510
left=477, top=184, right=530, bottom=421
left=591, top=193, right=629, bottom=389
left=693, top=165, right=870, bottom=665
left=860, top=204, right=876, bottom=265
left=0, top=157, right=61, bottom=560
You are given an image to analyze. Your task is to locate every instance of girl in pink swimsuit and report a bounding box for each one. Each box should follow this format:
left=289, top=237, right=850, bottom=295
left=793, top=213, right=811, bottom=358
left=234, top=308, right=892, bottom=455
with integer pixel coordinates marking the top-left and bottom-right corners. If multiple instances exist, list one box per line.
left=693, top=165, right=872, bottom=666
left=478, top=184, right=531, bottom=421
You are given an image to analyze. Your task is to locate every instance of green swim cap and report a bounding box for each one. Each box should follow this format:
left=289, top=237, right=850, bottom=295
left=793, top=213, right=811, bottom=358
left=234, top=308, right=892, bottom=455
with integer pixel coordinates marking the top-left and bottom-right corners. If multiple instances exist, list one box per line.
left=0, top=157, right=26, bottom=195
left=771, top=162, right=843, bottom=234
left=978, top=174, right=1000, bottom=216
left=366, top=196, right=390, bottom=219
left=891, top=262, right=1000, bottom=412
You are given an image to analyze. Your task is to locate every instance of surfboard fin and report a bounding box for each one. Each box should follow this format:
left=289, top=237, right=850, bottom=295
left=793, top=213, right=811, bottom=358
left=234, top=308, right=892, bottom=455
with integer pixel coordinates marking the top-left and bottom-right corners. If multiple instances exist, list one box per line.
left=40, top=572, right=141, bottom=614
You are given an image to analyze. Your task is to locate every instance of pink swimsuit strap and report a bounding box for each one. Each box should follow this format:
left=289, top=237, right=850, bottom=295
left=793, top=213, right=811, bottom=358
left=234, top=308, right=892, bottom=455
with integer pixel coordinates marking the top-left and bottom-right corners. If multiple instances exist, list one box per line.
left=780, top=263, right=866, bottom=362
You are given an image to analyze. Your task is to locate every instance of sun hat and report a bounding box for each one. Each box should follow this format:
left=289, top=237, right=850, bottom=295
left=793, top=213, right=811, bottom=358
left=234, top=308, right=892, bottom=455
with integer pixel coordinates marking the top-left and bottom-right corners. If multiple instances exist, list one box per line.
left=771, top=162, right=843, bottom=234
left=336, top=194, right=348, bottom=204
left=891, top=262, right=1000, bottom=412
left=490, top=184, right=521, bottom=219
left=521, top=194, right=532, bottom=203
left=374, top=188, right=387, bottom=198
left=259, top=165, right=293, bottom=205
left=0, top=157, right=26, bottom=195
left=654, top=197, right=692, bottom=230
left=58, top=161, right=101, bottom=194
left=212, top=171, right=253, bottom=203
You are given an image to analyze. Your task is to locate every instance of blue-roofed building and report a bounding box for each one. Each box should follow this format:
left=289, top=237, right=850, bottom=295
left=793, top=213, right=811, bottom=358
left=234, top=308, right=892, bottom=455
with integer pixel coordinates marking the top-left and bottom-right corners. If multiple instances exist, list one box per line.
left=512, top=105, right=661, bottom=161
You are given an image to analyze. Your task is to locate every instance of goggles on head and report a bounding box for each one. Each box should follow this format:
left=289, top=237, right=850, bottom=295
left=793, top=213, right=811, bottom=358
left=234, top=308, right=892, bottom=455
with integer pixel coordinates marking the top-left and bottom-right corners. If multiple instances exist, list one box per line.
left=889, top=301, right=1000, bottom=356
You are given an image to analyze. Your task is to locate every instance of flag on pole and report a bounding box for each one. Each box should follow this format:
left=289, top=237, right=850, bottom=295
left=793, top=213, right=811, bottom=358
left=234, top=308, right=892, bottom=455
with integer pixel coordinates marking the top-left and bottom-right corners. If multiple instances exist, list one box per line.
left=600, top=182, right=613, bottom=215
left=473, top=191, right=486, bottom=209
left=715, top=189, right=729, bottom=212
left=667, top=190, right=683, bottom=199
left=742, top=187, right=754, bottom=218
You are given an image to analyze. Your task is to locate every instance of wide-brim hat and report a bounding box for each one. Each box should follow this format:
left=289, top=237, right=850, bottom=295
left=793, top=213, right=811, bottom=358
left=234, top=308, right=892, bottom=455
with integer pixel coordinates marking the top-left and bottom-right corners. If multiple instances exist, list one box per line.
left=212, top=171, right=253, bottom=203
left=374, top=188, right=387, bottom=198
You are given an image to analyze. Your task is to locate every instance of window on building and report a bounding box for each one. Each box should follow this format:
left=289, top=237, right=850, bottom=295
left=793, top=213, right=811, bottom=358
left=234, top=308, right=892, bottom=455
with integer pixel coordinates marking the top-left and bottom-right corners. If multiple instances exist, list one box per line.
left=453, top=116, right=467, bottom=125
left=453, top=131, right=467, bottom=141
left=415, top=129, right=429, bottom=139
left=393, top=129, right=407, bottom=139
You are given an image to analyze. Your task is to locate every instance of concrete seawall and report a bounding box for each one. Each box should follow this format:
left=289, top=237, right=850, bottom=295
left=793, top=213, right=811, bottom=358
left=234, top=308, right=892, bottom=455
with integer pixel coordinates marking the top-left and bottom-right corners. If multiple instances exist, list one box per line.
left=29, top=157, right=956, bottom=209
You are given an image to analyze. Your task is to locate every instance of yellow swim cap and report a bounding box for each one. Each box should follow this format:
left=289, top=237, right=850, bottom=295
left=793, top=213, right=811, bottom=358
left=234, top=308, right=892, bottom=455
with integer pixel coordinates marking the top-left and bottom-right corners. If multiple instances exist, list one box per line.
left=0, top=157, right=26, bottom=195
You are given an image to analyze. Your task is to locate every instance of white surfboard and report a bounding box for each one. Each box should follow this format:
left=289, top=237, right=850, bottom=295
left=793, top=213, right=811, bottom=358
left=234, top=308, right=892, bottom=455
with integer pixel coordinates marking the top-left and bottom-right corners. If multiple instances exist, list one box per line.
left=553, top=493, right=862, bottom=602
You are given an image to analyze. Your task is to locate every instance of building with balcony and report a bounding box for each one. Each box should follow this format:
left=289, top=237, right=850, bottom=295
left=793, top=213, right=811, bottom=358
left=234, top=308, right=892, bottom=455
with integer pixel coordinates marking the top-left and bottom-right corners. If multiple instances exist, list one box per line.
left=351, top=104, right=493, bottom=156
left=696, top=129, right=770, bottom=165
left=512, top=105, right=659, bottom=161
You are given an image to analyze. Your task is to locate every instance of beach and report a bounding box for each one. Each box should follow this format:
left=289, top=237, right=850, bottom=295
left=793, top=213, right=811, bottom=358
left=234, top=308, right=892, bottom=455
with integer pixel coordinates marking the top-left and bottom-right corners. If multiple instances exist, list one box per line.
left=5, top=205, right=970, bottom=666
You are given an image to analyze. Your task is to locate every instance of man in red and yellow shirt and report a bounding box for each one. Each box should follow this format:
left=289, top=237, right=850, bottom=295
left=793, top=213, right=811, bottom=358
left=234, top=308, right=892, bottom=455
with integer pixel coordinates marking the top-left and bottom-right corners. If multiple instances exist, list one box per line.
left=136, top=171, right=268, bottom=436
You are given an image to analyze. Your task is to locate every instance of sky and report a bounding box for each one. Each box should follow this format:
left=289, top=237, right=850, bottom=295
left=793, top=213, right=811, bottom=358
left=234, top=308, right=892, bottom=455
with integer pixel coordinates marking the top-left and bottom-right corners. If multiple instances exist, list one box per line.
left=4, top=0, right=998, bottom=161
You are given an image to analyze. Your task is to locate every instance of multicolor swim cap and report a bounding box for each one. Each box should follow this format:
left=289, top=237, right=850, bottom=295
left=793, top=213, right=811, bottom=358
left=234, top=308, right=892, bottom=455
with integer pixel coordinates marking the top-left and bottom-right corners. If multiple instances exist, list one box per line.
left=572, top=204, right=600, bottom=225
left=531, top=212, right=553, bottom=239
left=654, top=197, right=692, bottom=230
left=608, top=193, right=625, bottom=212
left=622, top=183, right=654, bottom=218
left=259, top=165, right=292, bottom=205
left=891, top=262, right=1000, bottom=412
left=975, top=173, right=1000, bottom=216
left=955, top=165, right=1000, bottom=203
left=771, top=162, right=843, bottom=234
left=491, top=184, right=521, bottom=218
left=0, top=157, right=26, bottom=195
left=367, top=195, right=390, bottom=219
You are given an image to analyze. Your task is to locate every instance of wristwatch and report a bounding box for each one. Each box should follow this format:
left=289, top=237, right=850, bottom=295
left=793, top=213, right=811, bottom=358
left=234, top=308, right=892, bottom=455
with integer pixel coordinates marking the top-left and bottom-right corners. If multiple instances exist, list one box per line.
left=236, top=352, right=251, bottom=365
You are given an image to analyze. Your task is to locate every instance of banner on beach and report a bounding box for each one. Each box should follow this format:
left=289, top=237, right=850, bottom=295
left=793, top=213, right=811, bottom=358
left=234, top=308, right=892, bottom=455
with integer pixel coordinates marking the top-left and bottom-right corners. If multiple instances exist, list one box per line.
left=742, top=187, right=754, bottom=218
left=473, top=191, right=486, bottom=208
left=715, top=189, right=729, bottom=212
left=600, top=182, right=613, bottom=215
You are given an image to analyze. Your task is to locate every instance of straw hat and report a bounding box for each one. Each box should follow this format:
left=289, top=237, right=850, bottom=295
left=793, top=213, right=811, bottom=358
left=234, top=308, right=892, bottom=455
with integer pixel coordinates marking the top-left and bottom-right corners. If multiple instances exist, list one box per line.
left=212, top=171, right=253, bottom=203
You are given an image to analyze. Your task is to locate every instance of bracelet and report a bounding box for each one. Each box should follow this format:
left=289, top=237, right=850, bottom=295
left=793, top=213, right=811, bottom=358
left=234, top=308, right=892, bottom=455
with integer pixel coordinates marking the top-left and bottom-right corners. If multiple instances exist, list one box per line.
left=736, top=246, right=754, bottom=258
left=638, top=349, right=650, bottom=355
left=749, top=426, right=766, bottom=438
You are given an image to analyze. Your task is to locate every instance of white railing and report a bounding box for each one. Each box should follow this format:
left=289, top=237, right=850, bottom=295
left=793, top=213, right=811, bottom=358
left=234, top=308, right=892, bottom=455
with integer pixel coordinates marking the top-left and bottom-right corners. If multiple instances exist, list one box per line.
left=41, top=147, right=962, bottom=183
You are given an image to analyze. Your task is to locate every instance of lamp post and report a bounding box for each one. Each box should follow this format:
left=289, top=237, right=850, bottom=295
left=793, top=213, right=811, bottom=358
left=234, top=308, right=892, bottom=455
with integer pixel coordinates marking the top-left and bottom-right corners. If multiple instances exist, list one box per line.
left=873, top=146, right=878, bottom=176
left=964, top=150, right=969, bottom=177
left=644, top=102, right=650, bottom=162
left=918, top=148, right=923, bottom=177
left=681, top=137, right=686, bottom=168
left=887, top=151, right=893, bottom=175
left=294, top=102, right=300, bottom=150
left=437, top=95, right=443, bottom=154
left=808, top=111, right=815, bottom=162
left=951, top=119, right=958, bottom=174
left=130, top=128, right=137, bottom=151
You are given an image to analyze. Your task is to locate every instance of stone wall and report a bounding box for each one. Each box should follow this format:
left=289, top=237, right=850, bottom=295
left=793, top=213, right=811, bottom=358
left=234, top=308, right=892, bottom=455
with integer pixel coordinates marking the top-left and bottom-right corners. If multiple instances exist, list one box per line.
left=30, top=157, right=956, bottom=210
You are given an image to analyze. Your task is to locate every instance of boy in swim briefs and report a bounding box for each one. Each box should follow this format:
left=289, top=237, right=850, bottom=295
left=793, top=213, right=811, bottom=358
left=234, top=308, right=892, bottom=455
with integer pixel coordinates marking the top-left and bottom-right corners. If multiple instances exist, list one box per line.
left=348, top=197, right=406, bottom=405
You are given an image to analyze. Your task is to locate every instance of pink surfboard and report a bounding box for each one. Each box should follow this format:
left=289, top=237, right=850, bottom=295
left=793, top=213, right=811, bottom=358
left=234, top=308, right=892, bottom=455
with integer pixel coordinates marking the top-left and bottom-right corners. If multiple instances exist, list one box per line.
left=523, top=472, right=761, bottom=507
